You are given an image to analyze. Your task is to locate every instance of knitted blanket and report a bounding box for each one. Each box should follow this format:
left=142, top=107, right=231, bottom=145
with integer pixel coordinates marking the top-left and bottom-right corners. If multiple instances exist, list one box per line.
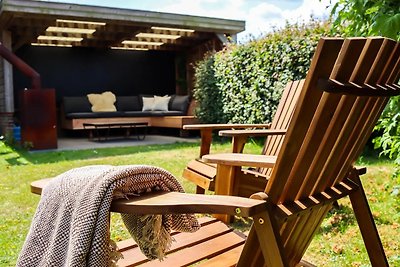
left=17, top=165, right=200, bottom=267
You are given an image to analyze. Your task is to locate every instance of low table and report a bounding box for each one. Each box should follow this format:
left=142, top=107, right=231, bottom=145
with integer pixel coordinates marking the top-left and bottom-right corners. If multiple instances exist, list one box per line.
left=83, top=122, right=148, bottom=141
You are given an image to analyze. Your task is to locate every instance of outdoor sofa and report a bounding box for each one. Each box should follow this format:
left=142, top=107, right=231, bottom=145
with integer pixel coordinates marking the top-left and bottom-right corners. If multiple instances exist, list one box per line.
left=60, top=93, right=198, bottom=133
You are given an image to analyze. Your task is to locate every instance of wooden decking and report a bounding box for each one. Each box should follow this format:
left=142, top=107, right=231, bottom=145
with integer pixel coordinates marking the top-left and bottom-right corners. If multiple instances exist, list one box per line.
left=116, top=217, right=246, bottom=267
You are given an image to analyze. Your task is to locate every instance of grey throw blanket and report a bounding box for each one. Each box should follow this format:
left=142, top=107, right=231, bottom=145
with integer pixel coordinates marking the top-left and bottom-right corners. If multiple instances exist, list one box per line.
left=17, top=165, right=200, bottom=267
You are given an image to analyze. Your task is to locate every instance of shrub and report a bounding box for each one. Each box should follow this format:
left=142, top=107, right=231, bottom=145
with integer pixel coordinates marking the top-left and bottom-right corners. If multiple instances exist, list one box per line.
left=193, top=54, right=226, bottom=123
left=193, top=20, right=331, bottom=124
left=373, top=97, right=400, bottom=165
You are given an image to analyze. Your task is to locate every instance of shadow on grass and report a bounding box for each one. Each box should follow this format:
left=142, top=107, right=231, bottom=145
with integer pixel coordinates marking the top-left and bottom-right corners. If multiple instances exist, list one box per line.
left=318, top=205, right=356, bottom=234
left=319, top=202, right=394, bottom=235
left=5, top=157, right=29, bottom=166
left=4, top=141, right=201, bottom=165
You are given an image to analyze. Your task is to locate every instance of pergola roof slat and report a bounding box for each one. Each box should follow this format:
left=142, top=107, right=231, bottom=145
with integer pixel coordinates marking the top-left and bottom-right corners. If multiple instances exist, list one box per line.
left=0, top=0, right=245, bottom=51
left=0, top=0, right=245, bottom=33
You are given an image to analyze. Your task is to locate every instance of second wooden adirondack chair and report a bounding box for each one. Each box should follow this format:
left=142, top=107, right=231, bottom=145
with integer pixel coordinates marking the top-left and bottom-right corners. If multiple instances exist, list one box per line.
left=183, top=80, right=303, bottom=197
left=29, top=37, right=400, bottom=266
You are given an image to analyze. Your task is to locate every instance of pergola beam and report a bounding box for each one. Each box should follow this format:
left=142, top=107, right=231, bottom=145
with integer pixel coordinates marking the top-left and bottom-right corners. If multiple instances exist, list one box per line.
left=0, top=0, right=245, bottom=34
left=0, top=0, right=245, bottom=51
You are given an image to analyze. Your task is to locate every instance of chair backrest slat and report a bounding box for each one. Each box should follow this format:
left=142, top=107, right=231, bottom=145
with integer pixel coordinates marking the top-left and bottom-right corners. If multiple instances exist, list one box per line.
left=266, top=37, right=400, bottom=204
left=283, top=38, right=368, bottom=200
left=260, top=80, right=303, bottom=176
left=240, top=37, right=400, bottom=267
left=350, top=41, right=400, bottom=160
left=305, top=38, right=390, bottom=196
left=265, top=38, right=345, bottom=203
left=307, top=38, right=391, bottom=199
left=366, top=39, right=397, bottom=83
left=323, top=38, right=400, bottom=190
left=287, top=38, right=370, bottom=199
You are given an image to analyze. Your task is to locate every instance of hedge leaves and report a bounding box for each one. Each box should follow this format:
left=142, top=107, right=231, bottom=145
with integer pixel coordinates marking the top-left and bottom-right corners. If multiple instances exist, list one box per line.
left=193, top=21, right=330, bottom=124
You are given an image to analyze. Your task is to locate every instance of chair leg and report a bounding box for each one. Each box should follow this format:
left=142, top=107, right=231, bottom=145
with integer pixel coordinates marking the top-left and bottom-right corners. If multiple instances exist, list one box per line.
left=237, top=211, right=289, bottom=267
left=195, top=186, right=206, bottom=194
left=297, top=260, right=317, bottom=267
left=214, top=165, right=239, bottom=223
left=349, top=174, right=389, bottom=267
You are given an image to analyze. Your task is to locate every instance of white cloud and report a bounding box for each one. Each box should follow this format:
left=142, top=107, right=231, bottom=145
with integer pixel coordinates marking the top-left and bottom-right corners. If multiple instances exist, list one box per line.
left=250, top=3, right=283, bottom=20
left=241, top=3, right=284, bottom=40
left=282, top=0, right=333, bottom=24
left=239, top=0, right=335, bottom=41
left=159, top=0, right=246, bottom=19
left=158, top=0, right=335, bottom=41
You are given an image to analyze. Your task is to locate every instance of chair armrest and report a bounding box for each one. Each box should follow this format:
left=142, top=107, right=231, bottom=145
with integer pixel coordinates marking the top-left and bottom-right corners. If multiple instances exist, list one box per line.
left=219, top=129, right=286, bottom=138
left=184, top=124, right=271, bottom=157
left=31, top=178, right=52, bottom=195
left=202, top=153, right=276, bottom=168
left=30, top=178, right=267, bottom=217
left=111, top=191, right=267, bottom=217
left=183, top=123, right=271, bottom=131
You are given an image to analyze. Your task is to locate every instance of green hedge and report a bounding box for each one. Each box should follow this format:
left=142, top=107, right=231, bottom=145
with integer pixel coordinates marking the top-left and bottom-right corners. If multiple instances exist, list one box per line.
left=193, top=54, right=226, bottom=123
left=193, top=21, right=331, bottom=124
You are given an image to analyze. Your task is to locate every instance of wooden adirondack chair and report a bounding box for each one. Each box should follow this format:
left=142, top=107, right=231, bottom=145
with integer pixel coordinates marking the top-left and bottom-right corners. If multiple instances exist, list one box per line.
left=30, top=37, right=400, bottom=266
left=183, top=80, right=303, bottom=196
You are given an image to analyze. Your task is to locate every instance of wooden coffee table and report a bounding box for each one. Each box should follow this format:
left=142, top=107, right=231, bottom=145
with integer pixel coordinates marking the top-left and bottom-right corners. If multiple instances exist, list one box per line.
left=83, top=122, right=148, bottom=141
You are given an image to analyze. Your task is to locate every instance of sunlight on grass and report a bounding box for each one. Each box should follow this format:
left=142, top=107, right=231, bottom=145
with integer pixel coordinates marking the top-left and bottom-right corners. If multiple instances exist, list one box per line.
left=0, top=140, right=399, bottom=266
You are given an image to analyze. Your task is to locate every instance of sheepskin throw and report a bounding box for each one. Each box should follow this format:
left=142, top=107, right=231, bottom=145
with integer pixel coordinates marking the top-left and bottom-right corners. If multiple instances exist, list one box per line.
left=87, top=91, right=117, bottom=112
left=17, top=165, right=200, bottom=267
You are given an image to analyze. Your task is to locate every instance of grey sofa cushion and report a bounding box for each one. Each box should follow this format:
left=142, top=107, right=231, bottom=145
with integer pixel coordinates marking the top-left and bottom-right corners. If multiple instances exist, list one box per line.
left=169, top=95, right=189, bottom=113
left=116, top=96, right=141, bottom=111
left=123, top=111, right=153, bottom=117
left=63, top=95, right=189, bottom=119
left=149, top=111, right=185, bottom=117
left=66, top=111, right=125, bottom=119
left=63, top=97, right=92, bottom=114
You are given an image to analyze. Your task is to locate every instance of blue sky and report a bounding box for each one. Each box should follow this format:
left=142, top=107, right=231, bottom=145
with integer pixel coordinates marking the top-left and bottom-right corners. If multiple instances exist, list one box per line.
left=43, top=0, right=336, bottom=41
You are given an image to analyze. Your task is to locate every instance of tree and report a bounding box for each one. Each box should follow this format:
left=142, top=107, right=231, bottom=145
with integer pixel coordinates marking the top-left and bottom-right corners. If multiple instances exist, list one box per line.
left=331, top=0, right=400, bottom=39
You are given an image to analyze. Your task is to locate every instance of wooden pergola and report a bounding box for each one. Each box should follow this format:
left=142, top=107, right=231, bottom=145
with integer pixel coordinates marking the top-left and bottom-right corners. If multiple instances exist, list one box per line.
left=0, top=0, right=245, bottom=50
left=0, top=0, right=245, bottom=145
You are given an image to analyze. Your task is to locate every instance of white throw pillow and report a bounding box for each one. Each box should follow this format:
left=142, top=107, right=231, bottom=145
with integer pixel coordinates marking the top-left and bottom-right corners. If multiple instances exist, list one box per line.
left=142, top=97, right=155, bottom=111
left=152, top=95, right=171, bottom=111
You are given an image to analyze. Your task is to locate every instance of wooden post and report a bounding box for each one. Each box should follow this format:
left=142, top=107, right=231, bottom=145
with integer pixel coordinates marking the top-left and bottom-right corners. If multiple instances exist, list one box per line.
left=214, top=164, right=239, bottom=223
left=199, top=128, right=213, bottom=157
left=0, top=31, right=14, bottom=137
left=2, top=30, right=14, bottom=113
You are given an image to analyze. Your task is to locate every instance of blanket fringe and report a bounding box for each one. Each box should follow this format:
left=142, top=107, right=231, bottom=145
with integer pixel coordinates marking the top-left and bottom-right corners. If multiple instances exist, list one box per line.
left=109, top=239, right=123, bottom=267
left=121, top=213, right=173, bottom=261
left=140, top=215, right=173, bottom=260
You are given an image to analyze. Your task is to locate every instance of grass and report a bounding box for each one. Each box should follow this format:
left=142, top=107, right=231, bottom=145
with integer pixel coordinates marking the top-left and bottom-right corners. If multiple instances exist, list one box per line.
left=0, top=139, right=399, bottom=266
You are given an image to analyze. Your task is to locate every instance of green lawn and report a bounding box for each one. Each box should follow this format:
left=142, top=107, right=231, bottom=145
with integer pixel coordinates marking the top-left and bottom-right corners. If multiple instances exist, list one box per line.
left=0, top=140, right=399, bottom=266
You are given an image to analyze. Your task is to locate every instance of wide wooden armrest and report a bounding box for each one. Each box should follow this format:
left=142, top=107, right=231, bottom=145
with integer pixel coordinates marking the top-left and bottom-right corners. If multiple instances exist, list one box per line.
left=111, top=191, right=266, bottom=217
left=30, top=178, right=267, bottom=217
left=183, top=123, right=271, bottom=131
left=185, top=123, right=272, bottom=157
left=202, top=153, right=276, bottom=168
left=31, top=178, right=52, bottom=195
left=219, top=129, right=286, bottom=137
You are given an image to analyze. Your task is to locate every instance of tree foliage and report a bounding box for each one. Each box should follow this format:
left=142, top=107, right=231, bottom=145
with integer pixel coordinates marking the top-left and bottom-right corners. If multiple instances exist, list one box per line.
left=374, top=97, right=400, bottom=163
left=331, top=0, right=400, bottom=39
left=193, top=21, right=330, bottom=124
